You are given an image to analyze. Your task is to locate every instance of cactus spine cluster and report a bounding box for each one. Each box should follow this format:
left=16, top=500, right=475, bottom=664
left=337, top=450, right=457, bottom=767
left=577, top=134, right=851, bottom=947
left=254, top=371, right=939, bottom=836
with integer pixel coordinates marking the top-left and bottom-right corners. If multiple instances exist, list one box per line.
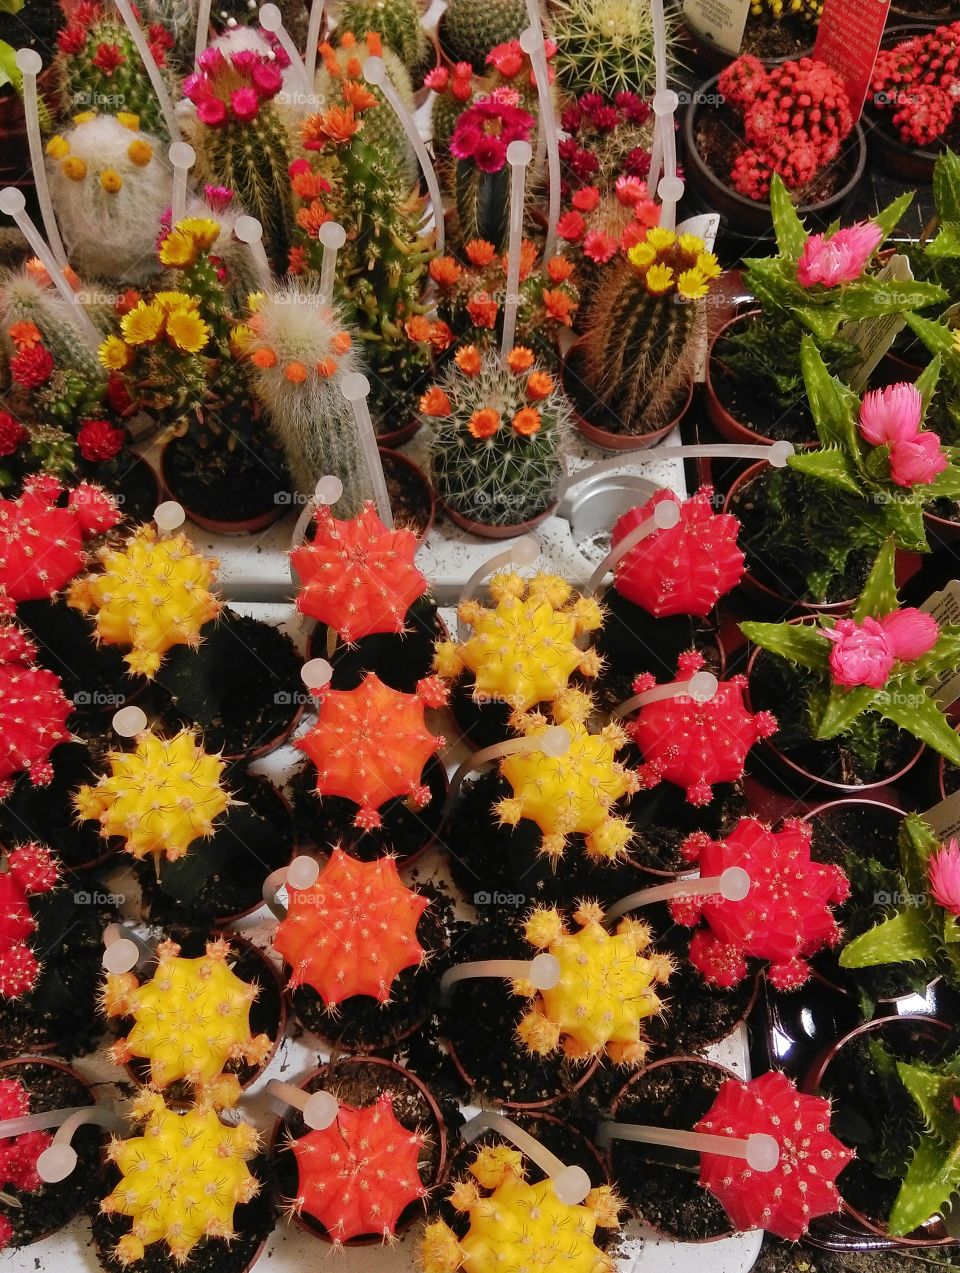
left=0, top=1077, right=54, bottom=1247
left=0, top=843, right=60, bottom=999
left=441, top=0, right=530, bottom=71
left=0, top=625, right=73, bottom=799
left=337, top=0, right=430, bottom=74
left=550, top=0, right=667, bottom=98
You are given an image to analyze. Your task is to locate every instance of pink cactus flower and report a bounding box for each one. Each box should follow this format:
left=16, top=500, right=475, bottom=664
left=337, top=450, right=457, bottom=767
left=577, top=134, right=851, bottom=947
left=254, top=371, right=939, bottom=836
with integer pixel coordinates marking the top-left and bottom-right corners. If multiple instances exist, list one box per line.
left=889, top=431, right=948, bottom=487
left=230, top=87, right=259, bottom=122
left=796, top=221, right=883, bottom=288
left=424, top=66, right=448, bottom=91
left=583, top=229, right=617, bottom=263
left=196, top=95, right=227, bottom=126
left=929, top=839, right=960, bottom=915
left=859, top=383, right=922, bottom=445
left=878, top=608, right=939, bottom=661
left=615, top=175, right=649, bottom=206
left=822, top=617, right=894, bottom=688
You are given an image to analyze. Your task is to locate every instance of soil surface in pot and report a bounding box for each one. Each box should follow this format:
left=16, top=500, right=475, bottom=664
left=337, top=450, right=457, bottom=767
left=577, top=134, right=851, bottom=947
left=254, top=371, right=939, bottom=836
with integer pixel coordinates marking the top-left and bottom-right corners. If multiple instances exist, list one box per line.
left=17, top=599, right=132, bottom=714
left=79, top=451, right=160, bottom=526
left=611, top=1060, right=733, bottom=1239
left=289, top=753, right=446, bottom=861
left=739, top=11, right=815, bottom=59
left=0, top=3, right=63, bottom=61
left=564, top=344, right=687, bottom=439
left=645, top=939, right=756, bottom=1056
left=382, top=451, right=433, bottom=541
left=306, top=595, right=441, bottom=695
left=1, top=1060, right=103, bottom=1247
left=163, top=432, right=290, bottom=523
left=136, top=772, right=294, bottom=925
left=710, top=337, right=815, bottom=445
left=157, top=609, right=302, bottom=757
left=0, top=738, right=111, bottom=871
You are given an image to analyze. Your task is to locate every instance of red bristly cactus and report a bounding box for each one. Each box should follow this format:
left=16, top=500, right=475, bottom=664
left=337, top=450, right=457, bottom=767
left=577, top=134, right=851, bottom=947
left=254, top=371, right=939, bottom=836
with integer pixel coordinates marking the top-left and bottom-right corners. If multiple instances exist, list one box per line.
left=292, top=502, right=429, bottom=644
left=0, top=475, right=120, bottom=614
left=671, top=816, right=850, bottom=990
left=0, top=626, right=72, bottom=798
left=870, top=23, right=960, bottom=147
left=695, top=1070, right=853, bottom=1239
left=289, top=1094, right=428, bottom=1243
left=0, top=842, right=59, bottom=999
left=0, top=1076, right=54, bottom=1239
left=272, top=848, right=428, bottom=1006
left=611, top=488, right=745, bottom=618
left=628, top=651, right=777, bottom=806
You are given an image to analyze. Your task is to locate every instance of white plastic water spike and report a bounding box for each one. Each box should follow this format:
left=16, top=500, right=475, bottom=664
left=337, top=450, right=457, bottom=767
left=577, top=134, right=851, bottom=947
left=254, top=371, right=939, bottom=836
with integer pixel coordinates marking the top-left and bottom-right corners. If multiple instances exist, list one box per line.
left=194, top=0, right=213, bottom=65
left=234, top=216, right=273, bottom=290
left=265, top=1080, right=340, bottom=1129
left=603, top=866, right=751, bottom=924
left=258, top=4, right=312, bottom=94
left=460, top=1111, right=593, bottom=1204
left=340, top=372, right=393, bottom=529
left=37, top=1107, right=127, bottom=1182
left=300, top=658, right=333, bottom=691
left=584, top=496, right=680, bottom=596
left=304, top=0, right=325, bottom=83
left=440, top=952, right=561, bottom=1004
left=446, top=725, right=570, bottom=805
left=554, top=441, right=794, bottom=502
left=595, top=1121, right=779, bottom=1173
left=263, top=855, right=321, bottom=918
left=112, top=0, right=182, bottom=138
left=500, top=140, right=532, bottom=360
left=154, top=500, right=185, bottom=533
left=654, top=87, right=682, bottom=230
left=612, top=669, right=719, bottom=719
left=317, top=220, right=346, bottom=307
left=102, top=922, right=157, bottom=972
left=519, top=23, right=560, bottom=260
left=15, top=49, right=66, bottom=268
left=112, top=706, right=148, bottom=738
left=314, top=475, right=343, bottom=506
left=168, top=141, right=196, bottom=225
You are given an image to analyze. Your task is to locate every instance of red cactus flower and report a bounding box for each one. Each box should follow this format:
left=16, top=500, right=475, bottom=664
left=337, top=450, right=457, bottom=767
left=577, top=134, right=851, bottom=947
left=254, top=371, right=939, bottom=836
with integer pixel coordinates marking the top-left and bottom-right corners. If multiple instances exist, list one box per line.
left=450, top=96, right=535, bottom=173
left=77, top=418, right=125, bottom=462
left=92, top=41, right=124, bottom=74
left=0, top=412, right=26, bottom=458
left=10, top=345, right=53, bottom=389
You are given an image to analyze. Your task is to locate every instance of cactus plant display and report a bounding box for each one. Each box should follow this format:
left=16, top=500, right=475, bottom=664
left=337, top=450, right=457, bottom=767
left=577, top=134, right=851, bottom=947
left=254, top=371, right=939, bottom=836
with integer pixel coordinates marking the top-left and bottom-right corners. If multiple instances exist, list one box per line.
left=0, top=1076, right=54, bottom=1245
left=448, top=90, right=535, bottom=251
left=550, top=0, right=667, bottom=99
left=870, top=23, right=960, bottom=149
left=0, top=842, right=60, bottom=999
left=559, top=90, right=654, bottom=193
left=556, top=178, right=660, bottom=297
left=0, top=625, right=72, bottom=799
left=337, top=0, right=431, bottom=75
left=441, top=0, right=529, bottom=71
left=750, top=0, right=822, bottom=20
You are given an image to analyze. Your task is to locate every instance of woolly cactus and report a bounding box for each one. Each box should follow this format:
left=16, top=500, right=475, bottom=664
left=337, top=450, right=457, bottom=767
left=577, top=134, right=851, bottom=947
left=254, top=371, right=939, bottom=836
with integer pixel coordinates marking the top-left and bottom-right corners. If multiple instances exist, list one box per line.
left=298, top=673, right=447, bottom=830
left=422, top=344, right=570, bottom=527
left=292, top=501, right=429, bottom=642
left=67, top=523, right=220, bottom=678
left=0, top=843, right=60, bottom=999
left=421, top=1145, right=620, bottom=1273
left=101, top=1090, right=260, bottom=1266
left=288, top=1094, right=428, bottom=1243
left=629, top=650, right=778, bottom=806
left=550, top=0, right=667, bottom=98
left=517, top=902, right=671, bottom=1064
left=103, top=938, right=272, bottom=1100
left=273, top=847, right=428, bottom=1005
left=611, top=487, right=745, bottom=617
left=441, top=0, right=529, bottom=71
left=0, top=1077, right=54, bottom=1236
left=672, top=816, right=850, bottom=990
left=1, top=266, right=104, bottom=383
left=870, top=24, right=960, bottom=148
left=496, top=697, right=639, bottom=864
left=434, top=570, right=602, bottom=718
left=74, top=729, right=231, bottom=862
left=0, top=625, right=72, bottom=799
left=337, top=0, right=430, bottom=74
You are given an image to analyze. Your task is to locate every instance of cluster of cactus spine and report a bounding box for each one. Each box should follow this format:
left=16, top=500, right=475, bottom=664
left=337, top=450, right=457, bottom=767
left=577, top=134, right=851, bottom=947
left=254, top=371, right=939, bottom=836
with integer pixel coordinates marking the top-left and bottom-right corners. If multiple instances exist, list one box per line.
left=288, top=1094, right=428, bottom=1242
left=421, top=1145, right=620, bottom=1273
left=422, top=344, right=571, bottom=527
left=74, top=729, right=232, bottom=862
left=101, top=1090, right=260, bottom=1267
left=434, top=570, right=603, bottom=718
left=441, top=0, right=530, bottom=71
left=67, top=523, right=221, bottom=678
left=337, top=0, right=431, bottom=75
left=0, top=625, right=72, bottom=799
left=102, top=937, right=273, bottom=1102
left=0, top=1077, right=54, bottom=1247
left=0, top=843, right=60, bottom=999
left=870, top=23, right=960, bottom=148
left=549, top=0, right=667, bottom=99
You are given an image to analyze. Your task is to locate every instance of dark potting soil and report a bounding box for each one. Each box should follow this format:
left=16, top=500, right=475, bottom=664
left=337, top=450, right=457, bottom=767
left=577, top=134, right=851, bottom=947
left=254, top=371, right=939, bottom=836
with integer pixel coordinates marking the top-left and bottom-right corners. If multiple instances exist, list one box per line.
left=645, top=950, right=756, bottom=1057
left=287, top=888, right=454, bottom=1054
left=739, top=11, right=815, bottom=60
left=944, top=758, right=960, bottom=797
left=564, top=345, right=687, bottom=438
left=306, top=594, right=442, bottom=695
left=447, top=674, right=516, bottom=750
left=78, top=452, right=161, bottom=527
left=270, top=1057, right=444, bottom=1241
left=163, top=432, right=290, bottom=523
left=710, top=346, right=815, bottom=446
left=891, top=0, right=958, bottom=12
left=17, top=599, right=133, bottom=716
left=610, top=1060, right=734, bottom=1240
left=136, top=772, right=294, bottom=925
left=927, top=495, right=960, bottom=530
left=0, top=738, right=111, bottom=871
left=156, top=609, right=302, bottom=758
left=289, top=753, right=447, bottom=862
left=0, top=1, right=63, bottom=61
left=381, top=451, right=434, bottom=542
left=623, top=775, right=747, bottom=876
left=0, top=1060, right=103, bottom=1248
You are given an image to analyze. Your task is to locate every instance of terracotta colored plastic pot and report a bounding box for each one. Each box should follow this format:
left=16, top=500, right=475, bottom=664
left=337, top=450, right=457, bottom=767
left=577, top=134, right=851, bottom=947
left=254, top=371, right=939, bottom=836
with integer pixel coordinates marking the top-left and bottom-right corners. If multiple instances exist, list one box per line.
left=439, top=498, right=558, bottom=538
left=159, top=441, right=288, bottom=536
left=866, top=26, right=950, bottom=183
left=562, top=338, right=693, bottom=451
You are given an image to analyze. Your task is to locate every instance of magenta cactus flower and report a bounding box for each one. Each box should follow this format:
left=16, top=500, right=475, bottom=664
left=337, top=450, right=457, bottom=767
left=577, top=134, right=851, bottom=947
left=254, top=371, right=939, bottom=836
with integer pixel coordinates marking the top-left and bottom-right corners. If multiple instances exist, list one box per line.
left=450, top=91, right=535, bottom=172
left=796, top=222, right=883, bottom=287
left=858, top=384, right=923, bottom=445
left=929, top=840, right=960, bottom=915
left=823, top=609, right=939, bottom=689
left=889, top=431, right=948, bottom=487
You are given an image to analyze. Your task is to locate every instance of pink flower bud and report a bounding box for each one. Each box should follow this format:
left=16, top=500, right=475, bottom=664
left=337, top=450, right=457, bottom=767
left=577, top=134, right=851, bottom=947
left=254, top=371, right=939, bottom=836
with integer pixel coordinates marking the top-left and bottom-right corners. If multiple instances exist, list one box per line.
left=878, top=608, right=939, bottom=661
left=859, top=382, right=922, bottom=445
left=822, top=617, right=894, bottom=689
left=889, top=431, right=948, bottom=487
left=929, top=839, right=960, bottom=915
left=797, top=221, right=883, bottom=288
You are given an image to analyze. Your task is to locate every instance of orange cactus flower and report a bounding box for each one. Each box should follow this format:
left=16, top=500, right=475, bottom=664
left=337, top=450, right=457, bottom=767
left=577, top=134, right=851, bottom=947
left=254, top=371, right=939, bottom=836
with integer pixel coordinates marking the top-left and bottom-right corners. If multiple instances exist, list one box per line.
left=342, top=78, right=377, bottom=110
left=468, top=408, right=500, bottom=439
left=542, top=288, right=576, bottom=326
left=512, top=407, right=541, bottom=436
left=517, top=240, right=537, bottom=280
left=365, top=32, right=382, bottom=55
left=527, top=370, right=555, bottom=401
left=454, top=345, right=482, bottom=376
left=506, top=346, right=535, bottom=374
left=546, top=255, right=574, bottom=283
left=429, top=257, right=461, bottom=287
left=464, top=240, right=496, bottom=267
left=330, top=331, right=352, bottom=355
left=116, top=289, right=142, bottom=315
left=405, top=315, right=433, bottom=343
left=316, top=358, right=337, bottom=378
left=288, top=245, right=307, bottom=275
left=467, top=293, right=498, bottom=329
left=429, top=320, right=454, bottom=352
left=318, top=42, right=341, bottom=75
left=285, top=361, right=308, bottom=383
left=420, top=386, right=452, bottom=417
left=251, top=347, right=277, bottom=369
left=8, top=321, right=42, bottom=349
left=297, top=201, right=332, bottom=238
left=304, top=105, right=359, bottom=147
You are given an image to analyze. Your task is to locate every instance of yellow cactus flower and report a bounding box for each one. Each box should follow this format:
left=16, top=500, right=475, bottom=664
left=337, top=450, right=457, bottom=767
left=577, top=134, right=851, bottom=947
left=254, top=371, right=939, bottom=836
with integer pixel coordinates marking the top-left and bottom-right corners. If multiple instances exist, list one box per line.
left=677, top=232, right=707, bottom=257
left=645, top=226, right=677, bottom=251
left=158, top=229, right=195, bottom=267
left=627, top=241, right=656, bottom=270
left=696, top=250, right=722, bottom=279
left=126, top=139, right=153, bottom=166
left=644, top=263, right=675, bottom=295
left=166, top=307, right=210, bottom=354
left=678, top=268, right=709, bottom=300
left=46, top=135, right=69, bottom=159
left=115, top=112, right=141, bottom=130
left=62, top=156, right=87, bottom=182
left=121, top=301, right=165, bottom=345
left=99, top=168, right=123, bottom=193
left=98, top=335, right=133, bottom=371
left=175, top=217, right=220, bottom=249
left=229, top=323, right=256, bottom=357
left=152, top=290, right=199, bottom=312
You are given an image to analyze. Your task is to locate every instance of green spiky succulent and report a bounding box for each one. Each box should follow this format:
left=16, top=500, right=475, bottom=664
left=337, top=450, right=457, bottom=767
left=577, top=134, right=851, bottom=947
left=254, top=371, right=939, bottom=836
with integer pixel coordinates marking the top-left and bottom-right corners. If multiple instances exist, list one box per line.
left=337, top=0, right=431, bottom=75
left=550, top=0, right=666, bottom=99
left=440, top=0, right=529, bottom=71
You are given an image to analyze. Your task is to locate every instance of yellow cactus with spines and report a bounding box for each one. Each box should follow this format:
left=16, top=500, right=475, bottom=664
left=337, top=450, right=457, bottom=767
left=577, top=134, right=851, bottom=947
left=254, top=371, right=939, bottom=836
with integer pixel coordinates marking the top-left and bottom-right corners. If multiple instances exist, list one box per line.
left=515, top=903, right=672, bottom=1065
left=74, top=728, right=231, bottom=863
left=67, top=523, right=220, bottom=677
left=496, top=699, right=638, bottom=863
left=101, top=1089, right=260, bottom=1266
left=420, top=1145, right=619, bottom=1273
left=102, top=938, right=273, bottom=1102
left=433, top=571, right=603, bottom=719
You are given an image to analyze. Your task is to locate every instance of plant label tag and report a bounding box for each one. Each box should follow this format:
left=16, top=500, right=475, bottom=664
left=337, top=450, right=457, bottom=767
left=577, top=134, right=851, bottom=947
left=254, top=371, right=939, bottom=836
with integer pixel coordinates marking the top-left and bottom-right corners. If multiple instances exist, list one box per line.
left=678, top=212, right=721, bottom=383
left=921, top=580, right=960, bottom=707
left=924, top=789, right=960, bottom=840
left=813, top=0, right=891, bottom=120
left=843, top=254, right=914, bottom=390
left=681, top=0, right=751, bottom=56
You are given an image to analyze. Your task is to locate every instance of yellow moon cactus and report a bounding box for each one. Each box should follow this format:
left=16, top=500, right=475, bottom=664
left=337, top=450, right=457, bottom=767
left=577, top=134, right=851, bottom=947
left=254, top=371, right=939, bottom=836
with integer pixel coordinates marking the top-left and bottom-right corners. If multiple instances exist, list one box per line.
left=74, top=728, right=231, bottom=863
left=516, top=904, right=672, bottom=1065
left=101, top=1090, right=260, bottom=1266
left=67, top=524, right=220, bottom=677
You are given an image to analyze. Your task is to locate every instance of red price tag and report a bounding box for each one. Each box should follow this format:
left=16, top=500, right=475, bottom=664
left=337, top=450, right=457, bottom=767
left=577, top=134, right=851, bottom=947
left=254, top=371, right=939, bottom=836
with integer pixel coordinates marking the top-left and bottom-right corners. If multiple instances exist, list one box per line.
left=813, top=0, right=891, bottom=120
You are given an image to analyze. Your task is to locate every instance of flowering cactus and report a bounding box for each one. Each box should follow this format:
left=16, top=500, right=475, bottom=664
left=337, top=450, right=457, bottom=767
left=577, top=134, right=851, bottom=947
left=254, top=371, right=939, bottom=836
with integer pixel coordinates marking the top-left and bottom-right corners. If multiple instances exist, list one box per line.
left=628, top=651, right=778, bottom=806
left=420, top=1145, right=620, bottom=1273
left=73, top=730, right=231, bottom=863
left=297, top=673, right=447, bottom=831
left=0, top=843, right=60, bottom=999
left=0, top=625, right=73, bottom=798
left=0, top=1076, right=54, bottom=1242
left=67, top=524, right=220, bottom=677
left=292, top=502, right=429, bottom=644
left=797, top=222, right=883, bottom=289
left=556, top=178, right=660, bottom=280
left=273, top=848, right=428, bottom=1005
left=559, top=91, right=653, bottom=193
left=434, top=571, right=602, bottom=720
left=871, top=23, right=960, bottom=148
left=102, top=938, right=272, bottom=1103
left=611, top=487, right=744, bottom=618
left=672, top=817, right=850, bottom=990
left=516, top=903, right=671, bottom=1065
left=289, top=1095, right=428, bottom=1243
left=101, top=1090, right=260, bottom=1266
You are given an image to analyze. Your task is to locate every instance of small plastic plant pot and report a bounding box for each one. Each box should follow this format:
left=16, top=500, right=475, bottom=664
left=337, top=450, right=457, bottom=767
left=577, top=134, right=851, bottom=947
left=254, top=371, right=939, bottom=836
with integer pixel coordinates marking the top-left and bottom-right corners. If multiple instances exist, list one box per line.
left=606, top=1055, right=740, bottom=1243
left=865, top=25, right=949, bottom=183
left=923, top=502, right=960, bottom=550
left=446, top=1035, right=600, bottom=1112
left=675, top=13, right=813, bottom=75
left=268, top=1055, right=448, bottom=1246
left=158, top=438, right=289, bottom=537
left=439, top=498, right=559, bottom=539
left=705, top=310, right=807, bottom=449
left=802, top=1014, right=957, bottom=1247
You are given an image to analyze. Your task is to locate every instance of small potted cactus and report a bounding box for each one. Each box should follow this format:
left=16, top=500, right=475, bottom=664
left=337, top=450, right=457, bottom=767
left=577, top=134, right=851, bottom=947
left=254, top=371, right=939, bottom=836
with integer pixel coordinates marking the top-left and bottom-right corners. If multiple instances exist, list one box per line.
left=868, top=22, right=960, bottom=181
left=681, top=0, right=819, bottom=69
left=550, top=0, right=666, bottom=99
left=437, top=0, right=529, bottom=71
left=558, top=90, right=654, bottom=195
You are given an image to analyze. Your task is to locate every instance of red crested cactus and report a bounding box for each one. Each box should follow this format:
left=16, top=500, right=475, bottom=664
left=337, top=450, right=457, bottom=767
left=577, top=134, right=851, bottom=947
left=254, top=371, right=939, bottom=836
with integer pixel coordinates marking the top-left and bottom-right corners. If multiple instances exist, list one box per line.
left=273, top=848, right=428, bottom=1005
left=671, top=816, right=850, bottom=990
left=628, top=651, right=777, bottom=805
left=871, top=23, right=960, bottom=147
left=297, top=673, right=447, bottom=830
left=696, top=1070, right=853, bottom=1239
left=611, top=488, right=744, bottom=618
left=0, top=475, right=120, bottom=613
left=0, top=627, right=72, bottom=798
left=290, top=1094, right=427, bottom=1242
left=0, top=843, right=60, bottom=998
left=0, top=1077, right=53, bottom=1217
left=292, top=502, right=429, bottom=644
